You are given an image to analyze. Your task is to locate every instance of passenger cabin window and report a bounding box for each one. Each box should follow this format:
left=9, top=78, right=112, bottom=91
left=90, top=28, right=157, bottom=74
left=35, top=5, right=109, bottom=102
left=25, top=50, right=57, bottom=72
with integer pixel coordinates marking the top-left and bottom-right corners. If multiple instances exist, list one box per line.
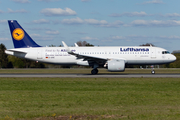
left=162, top=51, right=170, bottom=54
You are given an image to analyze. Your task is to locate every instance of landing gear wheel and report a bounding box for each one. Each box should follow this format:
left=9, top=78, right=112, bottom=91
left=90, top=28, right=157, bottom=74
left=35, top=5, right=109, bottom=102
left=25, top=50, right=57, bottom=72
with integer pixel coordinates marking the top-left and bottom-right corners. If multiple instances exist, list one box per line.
left=96, top=69, right=98, bottom=74
left=151, top=70, right=155, bottom=74
left=91, top=68, right=98, bottom=75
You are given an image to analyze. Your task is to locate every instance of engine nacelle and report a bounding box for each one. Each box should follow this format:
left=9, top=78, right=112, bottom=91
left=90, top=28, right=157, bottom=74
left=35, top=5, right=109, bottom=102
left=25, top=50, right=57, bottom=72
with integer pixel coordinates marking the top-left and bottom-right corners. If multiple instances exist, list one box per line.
left=107, top=59, right=125, bottom=72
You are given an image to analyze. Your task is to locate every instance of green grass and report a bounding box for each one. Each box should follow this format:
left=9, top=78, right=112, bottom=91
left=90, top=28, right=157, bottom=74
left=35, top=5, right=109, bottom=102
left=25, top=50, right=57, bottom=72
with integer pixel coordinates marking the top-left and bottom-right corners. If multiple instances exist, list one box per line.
left=0, top=68, right=180, bottom=74
left=0, top=77, right=180, bottom=120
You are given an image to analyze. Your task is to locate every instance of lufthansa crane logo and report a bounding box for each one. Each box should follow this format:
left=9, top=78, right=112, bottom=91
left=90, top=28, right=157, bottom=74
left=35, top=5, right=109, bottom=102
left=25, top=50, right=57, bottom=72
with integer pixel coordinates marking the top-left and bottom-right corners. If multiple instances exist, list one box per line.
left=12, top=28, right=24, bottom=41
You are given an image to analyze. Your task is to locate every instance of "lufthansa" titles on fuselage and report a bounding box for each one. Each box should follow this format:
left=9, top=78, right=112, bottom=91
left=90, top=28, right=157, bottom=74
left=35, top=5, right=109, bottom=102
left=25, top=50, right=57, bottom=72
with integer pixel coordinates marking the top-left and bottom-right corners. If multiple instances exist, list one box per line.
left=120, top=48, right=149, bottom=52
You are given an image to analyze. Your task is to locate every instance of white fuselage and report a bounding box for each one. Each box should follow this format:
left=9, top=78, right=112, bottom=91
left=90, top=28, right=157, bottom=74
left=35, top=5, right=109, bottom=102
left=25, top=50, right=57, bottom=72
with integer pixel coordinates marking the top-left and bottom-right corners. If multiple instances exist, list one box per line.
left=5, top=46, right=176, bottom=66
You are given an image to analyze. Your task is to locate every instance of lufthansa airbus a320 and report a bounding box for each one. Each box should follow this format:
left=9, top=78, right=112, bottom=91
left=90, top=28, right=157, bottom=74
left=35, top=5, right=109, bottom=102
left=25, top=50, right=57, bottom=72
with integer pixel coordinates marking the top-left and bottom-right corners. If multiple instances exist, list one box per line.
left=5, top=20, right=176, bottom=74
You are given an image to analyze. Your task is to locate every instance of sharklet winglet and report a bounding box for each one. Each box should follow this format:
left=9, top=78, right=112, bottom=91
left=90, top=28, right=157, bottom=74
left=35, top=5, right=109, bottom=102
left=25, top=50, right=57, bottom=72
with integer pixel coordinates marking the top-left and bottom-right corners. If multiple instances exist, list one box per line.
left=75, top=43, right=79, bottom=47
left=62, top=41, right=71, bottom=53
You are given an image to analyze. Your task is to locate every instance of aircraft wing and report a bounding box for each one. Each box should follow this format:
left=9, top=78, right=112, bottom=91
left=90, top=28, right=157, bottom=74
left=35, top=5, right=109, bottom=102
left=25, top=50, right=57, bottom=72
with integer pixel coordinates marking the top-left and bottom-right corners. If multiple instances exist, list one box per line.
left=62, top=41, right=108, bottom=62
left=68, top=51, right=108, bottom=61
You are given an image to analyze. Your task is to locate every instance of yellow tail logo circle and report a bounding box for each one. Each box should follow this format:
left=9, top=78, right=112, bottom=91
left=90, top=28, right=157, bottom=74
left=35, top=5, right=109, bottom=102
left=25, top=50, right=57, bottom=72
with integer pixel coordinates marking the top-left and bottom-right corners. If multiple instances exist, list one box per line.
left=12, top=28, right=24, bottom=41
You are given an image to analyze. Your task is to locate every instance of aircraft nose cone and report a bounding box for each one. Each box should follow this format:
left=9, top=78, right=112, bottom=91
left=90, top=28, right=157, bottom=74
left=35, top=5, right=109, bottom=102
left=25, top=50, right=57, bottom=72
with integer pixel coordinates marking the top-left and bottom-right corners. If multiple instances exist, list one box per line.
left=171, top=54, right=176, bottom=61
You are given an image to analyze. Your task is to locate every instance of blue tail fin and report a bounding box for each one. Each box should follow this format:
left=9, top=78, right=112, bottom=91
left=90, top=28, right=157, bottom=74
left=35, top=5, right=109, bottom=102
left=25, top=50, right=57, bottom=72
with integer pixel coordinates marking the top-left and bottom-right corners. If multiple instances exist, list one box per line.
left=8, top=20, right=41, bottom=48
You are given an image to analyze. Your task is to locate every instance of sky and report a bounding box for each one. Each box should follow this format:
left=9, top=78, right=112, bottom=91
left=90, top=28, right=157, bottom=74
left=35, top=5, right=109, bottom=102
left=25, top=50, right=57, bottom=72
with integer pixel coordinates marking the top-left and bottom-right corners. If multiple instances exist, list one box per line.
left=0, top=0, right=180, bottom=52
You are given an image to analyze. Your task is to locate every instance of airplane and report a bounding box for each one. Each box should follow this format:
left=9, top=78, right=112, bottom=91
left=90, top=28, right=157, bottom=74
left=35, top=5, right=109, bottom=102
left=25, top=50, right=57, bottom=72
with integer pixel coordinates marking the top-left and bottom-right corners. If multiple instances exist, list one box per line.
left=5, top=20, right=176, bottom=74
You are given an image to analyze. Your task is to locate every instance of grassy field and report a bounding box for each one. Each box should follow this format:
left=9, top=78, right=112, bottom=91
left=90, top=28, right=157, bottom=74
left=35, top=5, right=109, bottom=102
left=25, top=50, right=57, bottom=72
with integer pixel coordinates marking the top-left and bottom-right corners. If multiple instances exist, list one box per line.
left=0, top=68, right=180, bottom=74
left=0, top=77, right=180, bottom=120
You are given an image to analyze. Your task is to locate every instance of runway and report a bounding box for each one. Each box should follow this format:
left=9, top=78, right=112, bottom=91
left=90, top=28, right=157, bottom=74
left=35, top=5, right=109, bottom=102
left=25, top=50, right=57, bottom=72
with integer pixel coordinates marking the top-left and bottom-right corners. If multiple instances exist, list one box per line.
left=0, top=73, right=180, bottom=78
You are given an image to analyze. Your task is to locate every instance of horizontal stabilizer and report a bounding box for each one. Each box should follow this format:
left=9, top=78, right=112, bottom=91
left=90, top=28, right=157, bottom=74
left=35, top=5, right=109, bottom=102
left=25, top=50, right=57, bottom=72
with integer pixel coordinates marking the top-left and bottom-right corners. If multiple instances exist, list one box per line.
left=5, top=49, right=27, bottom=57
left=5, top=49, right=27, bottom=53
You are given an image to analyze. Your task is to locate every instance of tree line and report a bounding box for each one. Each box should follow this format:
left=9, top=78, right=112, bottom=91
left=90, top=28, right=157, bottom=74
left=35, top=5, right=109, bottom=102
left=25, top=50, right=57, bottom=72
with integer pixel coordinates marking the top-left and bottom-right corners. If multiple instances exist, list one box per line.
left=0, top=42, right=180, bottom=68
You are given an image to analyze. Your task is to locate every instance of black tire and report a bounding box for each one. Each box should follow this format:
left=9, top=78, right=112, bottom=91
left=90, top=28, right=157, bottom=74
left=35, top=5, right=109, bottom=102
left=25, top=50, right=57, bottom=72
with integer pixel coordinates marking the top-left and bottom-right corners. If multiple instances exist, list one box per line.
left=96, top=69, right=98, bottom=74
left=91, top=69, right=96, bottom=74
left=91, top=68, right=98, bottom=75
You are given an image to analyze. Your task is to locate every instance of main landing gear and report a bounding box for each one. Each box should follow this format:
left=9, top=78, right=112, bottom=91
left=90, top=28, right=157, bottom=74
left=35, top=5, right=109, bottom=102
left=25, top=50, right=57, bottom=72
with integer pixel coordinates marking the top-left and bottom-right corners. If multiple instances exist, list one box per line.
left=91, top=63, right=99, bottom=75
left=91, top=68, right=98, bottom=75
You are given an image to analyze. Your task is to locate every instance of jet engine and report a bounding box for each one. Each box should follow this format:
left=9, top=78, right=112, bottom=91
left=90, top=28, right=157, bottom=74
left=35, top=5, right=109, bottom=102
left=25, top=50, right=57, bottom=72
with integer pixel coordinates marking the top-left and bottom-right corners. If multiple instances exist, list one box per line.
left=107, top=59, right=125, bottom=72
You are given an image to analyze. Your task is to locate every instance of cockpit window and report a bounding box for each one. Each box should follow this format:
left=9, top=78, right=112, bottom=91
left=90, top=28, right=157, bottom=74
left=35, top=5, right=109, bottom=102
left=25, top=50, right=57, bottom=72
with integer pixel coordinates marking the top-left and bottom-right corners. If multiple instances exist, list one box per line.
left=162, top=51, right=170, bottom=54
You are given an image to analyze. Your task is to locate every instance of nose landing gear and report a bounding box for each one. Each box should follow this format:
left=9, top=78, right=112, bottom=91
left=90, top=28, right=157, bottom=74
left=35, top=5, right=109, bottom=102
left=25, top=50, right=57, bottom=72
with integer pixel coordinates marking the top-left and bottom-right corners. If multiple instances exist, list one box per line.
left=151, top=65, right=155, bottom=74
left=151, top=70, right=155, bottom=74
